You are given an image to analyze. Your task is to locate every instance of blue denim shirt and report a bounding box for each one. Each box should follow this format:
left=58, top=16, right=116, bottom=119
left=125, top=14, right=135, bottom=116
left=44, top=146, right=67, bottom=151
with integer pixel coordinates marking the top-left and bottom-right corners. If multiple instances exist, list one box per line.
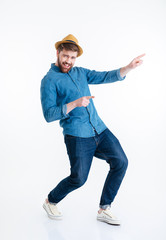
left=40, top=64, right=125, bottom=137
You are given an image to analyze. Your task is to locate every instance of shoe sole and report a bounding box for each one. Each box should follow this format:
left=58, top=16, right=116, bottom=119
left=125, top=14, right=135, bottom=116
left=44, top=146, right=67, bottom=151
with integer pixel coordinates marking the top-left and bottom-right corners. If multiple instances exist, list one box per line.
left=97, top=216, right=121, bottom=226
left=43, top=204, right=63, bottom=220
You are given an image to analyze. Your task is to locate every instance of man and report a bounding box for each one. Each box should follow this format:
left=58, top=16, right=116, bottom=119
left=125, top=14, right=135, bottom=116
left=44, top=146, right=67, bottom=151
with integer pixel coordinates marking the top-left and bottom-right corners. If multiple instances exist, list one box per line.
left=40, top=34, right=145, bottom=225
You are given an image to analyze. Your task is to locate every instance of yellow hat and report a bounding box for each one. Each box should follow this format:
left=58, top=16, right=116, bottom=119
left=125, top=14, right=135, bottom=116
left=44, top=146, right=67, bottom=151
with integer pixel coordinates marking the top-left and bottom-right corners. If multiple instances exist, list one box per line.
left=55, top=34, right=83, bottom=57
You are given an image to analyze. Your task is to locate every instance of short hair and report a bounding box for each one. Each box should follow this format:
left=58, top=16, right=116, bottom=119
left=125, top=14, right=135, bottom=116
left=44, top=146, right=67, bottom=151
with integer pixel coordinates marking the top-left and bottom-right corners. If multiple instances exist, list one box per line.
left=57, top=43, right=79, bottom=55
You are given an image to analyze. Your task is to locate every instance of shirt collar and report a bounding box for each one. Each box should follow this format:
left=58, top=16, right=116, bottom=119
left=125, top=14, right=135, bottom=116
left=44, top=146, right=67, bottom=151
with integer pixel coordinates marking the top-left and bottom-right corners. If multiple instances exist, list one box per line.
left=51, top=63, right=61, bottom=72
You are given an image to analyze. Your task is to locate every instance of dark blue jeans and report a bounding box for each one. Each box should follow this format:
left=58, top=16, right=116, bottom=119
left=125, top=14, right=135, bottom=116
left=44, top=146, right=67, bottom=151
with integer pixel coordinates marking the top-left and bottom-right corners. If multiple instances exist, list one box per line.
left=48, top=128, right=128, bottom=209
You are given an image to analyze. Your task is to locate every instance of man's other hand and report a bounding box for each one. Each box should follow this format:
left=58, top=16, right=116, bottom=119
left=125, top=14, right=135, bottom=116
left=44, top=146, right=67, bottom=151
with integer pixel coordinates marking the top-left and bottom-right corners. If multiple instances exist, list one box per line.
left=75, top=96, right=95, bottom=107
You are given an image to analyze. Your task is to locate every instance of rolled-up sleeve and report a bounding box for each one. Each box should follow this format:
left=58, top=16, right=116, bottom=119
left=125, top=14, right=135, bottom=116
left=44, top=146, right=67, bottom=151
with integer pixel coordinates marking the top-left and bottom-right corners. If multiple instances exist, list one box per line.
left=62, top=104, right=69, bottom=119
left=116, top=68, right=126, bottom=81
left=40, top=77, right=69, bottom=122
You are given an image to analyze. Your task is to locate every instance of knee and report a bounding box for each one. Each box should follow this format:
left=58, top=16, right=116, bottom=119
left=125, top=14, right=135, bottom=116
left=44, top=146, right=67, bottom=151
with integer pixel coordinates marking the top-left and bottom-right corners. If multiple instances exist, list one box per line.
left=119, top=155, right=128, bottom=172
left=112, top=154, right=128, bottom=172
left=69, top=175, right=87, bottom=188
left=123, top=155, right=128, bottom=170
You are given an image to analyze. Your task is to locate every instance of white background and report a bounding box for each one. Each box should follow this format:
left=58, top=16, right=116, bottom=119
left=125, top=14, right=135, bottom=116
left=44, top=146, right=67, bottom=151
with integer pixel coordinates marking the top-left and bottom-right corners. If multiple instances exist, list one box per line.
left=0, top=0, right=166, bottom=239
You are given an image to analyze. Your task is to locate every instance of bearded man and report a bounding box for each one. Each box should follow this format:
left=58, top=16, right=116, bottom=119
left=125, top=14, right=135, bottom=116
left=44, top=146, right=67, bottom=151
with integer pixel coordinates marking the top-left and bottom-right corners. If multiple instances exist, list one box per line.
left=40, top=34, right=145, bottom=225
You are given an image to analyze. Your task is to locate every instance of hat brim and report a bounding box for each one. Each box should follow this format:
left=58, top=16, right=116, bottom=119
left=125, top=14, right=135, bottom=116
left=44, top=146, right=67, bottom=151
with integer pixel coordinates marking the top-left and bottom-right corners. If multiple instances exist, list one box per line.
left=55, top=40, right=83, bottom=57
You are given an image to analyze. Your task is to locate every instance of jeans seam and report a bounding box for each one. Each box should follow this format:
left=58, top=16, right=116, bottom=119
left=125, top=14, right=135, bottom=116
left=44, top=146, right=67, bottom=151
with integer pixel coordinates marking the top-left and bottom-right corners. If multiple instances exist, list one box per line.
left=94, top=136, right=100, bottom=147
left=99, top=172, right=114, bottom=206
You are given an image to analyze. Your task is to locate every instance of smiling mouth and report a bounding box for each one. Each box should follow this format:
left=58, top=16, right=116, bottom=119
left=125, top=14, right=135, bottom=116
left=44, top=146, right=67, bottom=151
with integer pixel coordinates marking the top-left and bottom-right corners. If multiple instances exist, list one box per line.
left=63, top=62, right=71, bottom=69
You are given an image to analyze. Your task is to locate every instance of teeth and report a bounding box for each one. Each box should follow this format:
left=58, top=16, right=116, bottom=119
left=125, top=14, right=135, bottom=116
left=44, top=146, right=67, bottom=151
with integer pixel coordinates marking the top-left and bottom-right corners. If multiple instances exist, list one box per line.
left=63, top=63, right=70, bottom=68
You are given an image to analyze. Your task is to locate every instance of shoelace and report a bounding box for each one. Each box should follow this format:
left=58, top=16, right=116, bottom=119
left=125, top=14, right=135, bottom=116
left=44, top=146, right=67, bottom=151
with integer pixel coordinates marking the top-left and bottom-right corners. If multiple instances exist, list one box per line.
left=104, top=207, right=116, bottom=218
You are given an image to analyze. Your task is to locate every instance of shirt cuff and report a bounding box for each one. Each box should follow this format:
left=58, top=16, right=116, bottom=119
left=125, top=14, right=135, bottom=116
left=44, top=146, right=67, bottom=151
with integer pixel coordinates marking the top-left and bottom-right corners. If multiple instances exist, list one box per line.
left=62, top=104, right=69, bottom=119
left=117, top=68, right=126, bottom=81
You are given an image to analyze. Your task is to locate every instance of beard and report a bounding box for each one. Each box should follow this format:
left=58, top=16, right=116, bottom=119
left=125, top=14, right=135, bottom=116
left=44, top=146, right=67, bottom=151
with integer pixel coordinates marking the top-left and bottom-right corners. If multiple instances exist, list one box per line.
left=57, top=57, right=73, bottom=73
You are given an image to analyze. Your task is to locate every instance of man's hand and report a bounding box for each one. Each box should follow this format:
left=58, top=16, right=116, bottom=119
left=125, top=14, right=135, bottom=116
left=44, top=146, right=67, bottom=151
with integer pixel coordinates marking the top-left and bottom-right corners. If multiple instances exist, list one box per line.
left=74, top=96, right=95, bottom=107
left=128, top=54, right=146, bottom=69
left=66, top=96, right=95, bottom=114
left=120, top=53, right=145, bottom=78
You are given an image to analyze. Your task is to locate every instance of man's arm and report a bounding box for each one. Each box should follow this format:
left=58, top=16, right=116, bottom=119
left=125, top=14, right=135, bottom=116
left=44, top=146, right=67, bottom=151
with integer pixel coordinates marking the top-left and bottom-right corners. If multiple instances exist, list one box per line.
left=82, top=53, right=145, bottom=85
left=120, top=54, right=145, bottom=78
left=40, top=78, right=69, bottom=122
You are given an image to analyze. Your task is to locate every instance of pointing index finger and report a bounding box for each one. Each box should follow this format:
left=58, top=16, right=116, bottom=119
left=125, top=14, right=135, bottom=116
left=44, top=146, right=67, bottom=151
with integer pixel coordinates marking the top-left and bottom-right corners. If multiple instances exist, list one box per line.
left=136, top=53, right=146, bottom=59
left=86, top=96, right=95, bottom=99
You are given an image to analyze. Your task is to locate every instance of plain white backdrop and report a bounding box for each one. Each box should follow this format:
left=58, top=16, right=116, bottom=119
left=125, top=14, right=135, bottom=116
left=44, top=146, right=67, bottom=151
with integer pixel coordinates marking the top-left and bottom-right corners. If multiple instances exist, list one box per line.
left=0, top=0, right=166, bottom=239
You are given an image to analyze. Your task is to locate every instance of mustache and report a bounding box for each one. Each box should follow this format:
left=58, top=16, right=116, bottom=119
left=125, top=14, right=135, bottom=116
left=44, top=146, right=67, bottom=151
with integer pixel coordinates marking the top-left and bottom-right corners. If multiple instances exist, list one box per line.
left=63, top=62, right=72, bottom=66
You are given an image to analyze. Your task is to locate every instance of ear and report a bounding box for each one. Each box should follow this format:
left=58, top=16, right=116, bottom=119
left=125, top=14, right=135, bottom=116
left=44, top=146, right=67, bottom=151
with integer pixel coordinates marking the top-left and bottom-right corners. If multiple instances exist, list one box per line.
left=56, top=50, right=59, bottom=57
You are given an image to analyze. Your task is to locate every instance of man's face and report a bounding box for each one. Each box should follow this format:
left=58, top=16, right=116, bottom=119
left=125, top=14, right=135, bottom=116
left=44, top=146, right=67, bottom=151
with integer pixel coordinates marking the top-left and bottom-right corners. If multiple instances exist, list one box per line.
left=56, top=49, right=78, bottom=73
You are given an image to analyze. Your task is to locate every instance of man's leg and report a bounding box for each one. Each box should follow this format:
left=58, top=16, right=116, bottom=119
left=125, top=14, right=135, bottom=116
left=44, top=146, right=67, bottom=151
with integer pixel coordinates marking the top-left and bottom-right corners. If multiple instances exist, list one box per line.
left=48, top=135, right=97, bottom=204
left=94, top=128, right=128, bottom=209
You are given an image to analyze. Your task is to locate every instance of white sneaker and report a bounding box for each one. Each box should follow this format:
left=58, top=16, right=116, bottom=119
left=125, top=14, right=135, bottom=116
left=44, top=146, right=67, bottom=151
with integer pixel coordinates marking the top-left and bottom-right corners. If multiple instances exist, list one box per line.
left=97, top=207, right=121, bottom=225
left=43, top=199, right=62, bottom=220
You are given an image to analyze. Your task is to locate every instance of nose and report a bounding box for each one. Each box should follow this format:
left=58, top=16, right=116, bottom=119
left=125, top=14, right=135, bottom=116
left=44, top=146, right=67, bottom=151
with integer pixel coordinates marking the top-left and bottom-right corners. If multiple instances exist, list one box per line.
left=65, top=56, right=71, bottom=64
